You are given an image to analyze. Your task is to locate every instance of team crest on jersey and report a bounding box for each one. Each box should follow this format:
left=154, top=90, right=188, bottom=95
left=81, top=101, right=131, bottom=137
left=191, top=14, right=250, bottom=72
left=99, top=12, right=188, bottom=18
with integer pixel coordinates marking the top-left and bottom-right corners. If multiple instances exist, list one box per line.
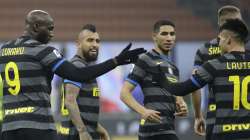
left=156, top=61, right=163, bottom=65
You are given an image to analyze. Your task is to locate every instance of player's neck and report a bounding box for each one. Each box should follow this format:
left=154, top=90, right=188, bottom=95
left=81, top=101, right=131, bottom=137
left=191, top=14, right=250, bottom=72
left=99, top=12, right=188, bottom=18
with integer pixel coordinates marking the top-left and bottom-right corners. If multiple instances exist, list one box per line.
left=23, top=31, right=34, bottom=39
left=76, top=49, right=96, bottom=63
left=154, top=46, right=169, bottom=56
left=76, top=50, right=85, bottom=60
left=228, top=42, right=245, bottom=53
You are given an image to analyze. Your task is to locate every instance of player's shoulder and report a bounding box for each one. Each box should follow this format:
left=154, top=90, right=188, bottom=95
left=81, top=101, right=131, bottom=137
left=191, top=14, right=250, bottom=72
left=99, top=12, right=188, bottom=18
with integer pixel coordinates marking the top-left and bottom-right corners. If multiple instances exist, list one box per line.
left=136, top=50, right=153, bottom=64
left=215, top=52, right=240, bottom=63
left=200, top=38, right=218, bottom=50
left=70, top=56, right=87, bottom=68
left=133, top=51, right=151, bottom=69
left=245, top=38, right=250, bottom=50
left=195, top=38, right=219, bottom=59
left=1, top=38, right=21, bottom=49
left=138, top=50, right=151, bottom=60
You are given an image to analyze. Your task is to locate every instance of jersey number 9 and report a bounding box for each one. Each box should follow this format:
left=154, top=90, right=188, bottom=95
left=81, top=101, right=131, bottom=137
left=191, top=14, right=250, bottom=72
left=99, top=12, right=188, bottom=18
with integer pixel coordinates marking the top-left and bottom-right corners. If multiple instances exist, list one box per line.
left=4, top=62, right=21, bottom=95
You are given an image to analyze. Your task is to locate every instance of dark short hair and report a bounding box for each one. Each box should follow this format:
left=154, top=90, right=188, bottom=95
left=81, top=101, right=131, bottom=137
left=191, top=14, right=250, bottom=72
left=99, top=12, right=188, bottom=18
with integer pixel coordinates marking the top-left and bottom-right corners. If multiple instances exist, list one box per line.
left=153, top=20, right=175, bottom=33
left=81, top=24, right=96, bottom=32
left=220, top=19, right=249, bottom=42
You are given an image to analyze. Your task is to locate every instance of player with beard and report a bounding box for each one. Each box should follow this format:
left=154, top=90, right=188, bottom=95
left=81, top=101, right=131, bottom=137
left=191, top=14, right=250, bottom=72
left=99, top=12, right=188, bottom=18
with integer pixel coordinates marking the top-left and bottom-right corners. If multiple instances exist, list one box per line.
left=0, top=10, right=146, bottom=140
left=56, top=24, right=110, bottom=140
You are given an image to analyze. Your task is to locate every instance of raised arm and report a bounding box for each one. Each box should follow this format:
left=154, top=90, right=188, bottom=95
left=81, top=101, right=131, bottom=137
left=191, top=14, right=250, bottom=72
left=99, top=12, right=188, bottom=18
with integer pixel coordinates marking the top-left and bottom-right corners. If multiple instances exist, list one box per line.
left=55, top=44, right=146, bottom=82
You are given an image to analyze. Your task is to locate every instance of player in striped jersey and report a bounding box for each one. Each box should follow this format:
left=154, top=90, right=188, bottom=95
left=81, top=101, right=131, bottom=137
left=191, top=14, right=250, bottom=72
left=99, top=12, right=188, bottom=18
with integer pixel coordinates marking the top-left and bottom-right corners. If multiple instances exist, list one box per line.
left=120, top=20, right=188, bottom=140
left=57, top=24, right=110, bottom=140
left=155, top=19, right=249, bottom=140
left=191, top=5, right=243, bottom=140
left=0, top=10, right=145, bottom=140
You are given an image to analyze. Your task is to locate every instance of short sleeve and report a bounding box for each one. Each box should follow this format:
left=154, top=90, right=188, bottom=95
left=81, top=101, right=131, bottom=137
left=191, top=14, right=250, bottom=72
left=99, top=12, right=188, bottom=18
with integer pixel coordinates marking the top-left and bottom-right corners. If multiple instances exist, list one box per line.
left=63, top=59, right=86, bottom=88
left=193, top=48, right=204, bottom=68
left=191, top=61, right=215, bottom=88
left=35, top=46, right=65, bottom=72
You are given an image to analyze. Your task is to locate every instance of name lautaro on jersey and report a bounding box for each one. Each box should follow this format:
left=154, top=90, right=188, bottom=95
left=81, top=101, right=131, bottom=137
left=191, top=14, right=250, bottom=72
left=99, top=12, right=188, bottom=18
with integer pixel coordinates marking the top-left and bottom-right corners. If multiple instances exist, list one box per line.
left=227, top=62, right=250, bottom=70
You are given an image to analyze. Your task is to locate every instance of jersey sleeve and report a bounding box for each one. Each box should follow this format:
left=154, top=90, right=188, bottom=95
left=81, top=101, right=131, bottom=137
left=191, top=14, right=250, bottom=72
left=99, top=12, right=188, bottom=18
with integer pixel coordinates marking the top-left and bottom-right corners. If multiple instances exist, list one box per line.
left=126, top=57, right=147, bottom=86
left=63, top=60, right=86, bottom=88
left=193, top=46, right=206, bottom=68
left=191, top=60, right=215, bottom=88
left=35, top=46, right=65, bottom=72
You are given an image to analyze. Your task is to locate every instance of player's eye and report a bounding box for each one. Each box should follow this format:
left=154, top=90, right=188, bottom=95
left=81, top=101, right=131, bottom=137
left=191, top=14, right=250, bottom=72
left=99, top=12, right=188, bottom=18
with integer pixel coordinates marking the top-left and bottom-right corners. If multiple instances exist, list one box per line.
left=48, top=26, right=54, bottom=31
left=96, top=39, right=100, bottom=43
left=169, top=32, right=175, bottom=36
left=87, top=38, right=94, bottom=42
left=161, top=32, right=175, bottom=36
left=161, top=32, right=169, bottom=35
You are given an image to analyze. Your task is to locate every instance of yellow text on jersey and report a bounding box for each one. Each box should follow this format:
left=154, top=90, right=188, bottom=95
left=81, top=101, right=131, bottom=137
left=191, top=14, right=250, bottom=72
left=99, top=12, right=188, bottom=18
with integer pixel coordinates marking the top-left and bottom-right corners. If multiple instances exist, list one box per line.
left=1, top=47, right=25, bottom=56
left=5, top=106, right=34, bottom=116
left=208, top=47, right=221, bottom=55
left=227, top=62, right=250, bottom=70
left=223, top=123, right=250, bottom=132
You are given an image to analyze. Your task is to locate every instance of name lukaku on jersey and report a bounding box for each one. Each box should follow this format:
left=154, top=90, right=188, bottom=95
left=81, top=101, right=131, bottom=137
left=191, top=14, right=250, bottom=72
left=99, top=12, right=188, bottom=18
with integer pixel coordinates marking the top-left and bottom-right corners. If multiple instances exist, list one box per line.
left=1, top=47, right=25, bottom=56
left=227, top=62, right=250, bottom=70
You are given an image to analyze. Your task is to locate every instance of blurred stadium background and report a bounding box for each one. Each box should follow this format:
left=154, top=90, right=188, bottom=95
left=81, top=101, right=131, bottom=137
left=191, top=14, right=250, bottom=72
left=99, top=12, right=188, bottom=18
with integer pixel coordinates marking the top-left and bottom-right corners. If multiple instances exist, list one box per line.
left=0, top=0, right=249, bottom=140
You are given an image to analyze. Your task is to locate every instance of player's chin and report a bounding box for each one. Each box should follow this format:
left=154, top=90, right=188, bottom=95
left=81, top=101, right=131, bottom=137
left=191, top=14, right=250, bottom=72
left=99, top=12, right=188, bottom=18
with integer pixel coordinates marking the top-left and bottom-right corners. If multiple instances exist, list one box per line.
left=162, top=47, right=172, bottom=53
left=87, top=54, right=98, bottom=61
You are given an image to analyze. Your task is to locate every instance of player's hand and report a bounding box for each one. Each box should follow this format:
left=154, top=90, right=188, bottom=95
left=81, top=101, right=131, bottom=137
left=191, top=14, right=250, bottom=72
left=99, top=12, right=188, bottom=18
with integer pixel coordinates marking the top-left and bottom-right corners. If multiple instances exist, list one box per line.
left=79, top=131, right=93, bottom=140
left=175, top=100, right=188, bottom=117
left=99, top=127, right=110, bottom=140
left=194, top=117, right=206, bottom=136
left=114, top=43, right=146, bottom=65
left=141, top=108, right=162, bottom=123
left=100, top=131, right=110, bottom=140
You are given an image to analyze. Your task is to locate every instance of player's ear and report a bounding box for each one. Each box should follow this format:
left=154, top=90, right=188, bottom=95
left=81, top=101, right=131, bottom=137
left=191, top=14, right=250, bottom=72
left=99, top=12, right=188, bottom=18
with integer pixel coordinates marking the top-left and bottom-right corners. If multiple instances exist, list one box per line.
left=32, top=23, right=40, bottom=33
left=227, top=37, right=231, bottom=45
left=76, top=38, right=81, bottom=47
left=152, top=32, right=157, bottom=41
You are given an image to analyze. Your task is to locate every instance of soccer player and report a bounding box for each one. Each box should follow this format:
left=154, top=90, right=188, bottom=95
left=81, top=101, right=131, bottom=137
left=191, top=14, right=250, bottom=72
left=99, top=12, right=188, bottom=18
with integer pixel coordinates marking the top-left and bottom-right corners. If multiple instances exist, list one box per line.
left=59, top=24, right=110, bottom=140
left=191, top=5, right=244, bottom=139
left=0, top=10, right=145, bottom=140
left=156, top=19, right=249, bottom=140
left=120, top=20, right=188, bottom=140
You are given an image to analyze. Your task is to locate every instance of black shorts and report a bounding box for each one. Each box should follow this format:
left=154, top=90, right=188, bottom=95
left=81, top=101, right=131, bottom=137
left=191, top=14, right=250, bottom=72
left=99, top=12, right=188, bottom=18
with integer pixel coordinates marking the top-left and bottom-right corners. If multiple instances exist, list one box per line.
left=139, top=134, right=179, bottom=140
left=2, top=128, right=57, bottom=140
